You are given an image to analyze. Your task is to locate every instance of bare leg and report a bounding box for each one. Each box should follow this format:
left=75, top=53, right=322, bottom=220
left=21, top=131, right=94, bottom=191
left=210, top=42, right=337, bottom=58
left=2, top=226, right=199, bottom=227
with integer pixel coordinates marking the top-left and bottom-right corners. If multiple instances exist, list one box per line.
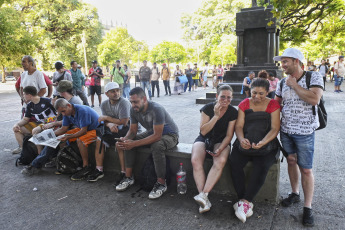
left=91, top=94, right=95, bottom=106
left=191, top=142, right=207, bottom=193
left=98, top=94, right=102, bottom=106
left=94, top=139, right=104, bottom=167
left=300, top=167, right=314, bottom=207
left=203, top=144, right=230, bottom=193
left=116, top=143, right=125, bottom=172
left=77, top=139, right=88, bottom=167
left=287, top=154, right=300, bottom=194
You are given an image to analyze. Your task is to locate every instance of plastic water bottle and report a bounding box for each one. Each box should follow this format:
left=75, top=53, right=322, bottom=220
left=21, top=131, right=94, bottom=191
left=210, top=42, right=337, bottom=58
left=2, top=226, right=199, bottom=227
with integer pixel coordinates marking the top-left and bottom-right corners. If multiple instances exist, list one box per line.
left=176, top=163, right=187, bottom=194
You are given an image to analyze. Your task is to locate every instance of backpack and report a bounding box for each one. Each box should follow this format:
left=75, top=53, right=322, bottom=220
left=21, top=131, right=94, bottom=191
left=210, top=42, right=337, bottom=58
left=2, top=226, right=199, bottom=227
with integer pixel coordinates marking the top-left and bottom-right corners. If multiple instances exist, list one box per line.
left=137, top=154, right=171, bottom=192
left=280, top=71, right=327, bottom=130
left=15, top=135, right=38, bottom=166
left=56, top=144, right=82, bottom=174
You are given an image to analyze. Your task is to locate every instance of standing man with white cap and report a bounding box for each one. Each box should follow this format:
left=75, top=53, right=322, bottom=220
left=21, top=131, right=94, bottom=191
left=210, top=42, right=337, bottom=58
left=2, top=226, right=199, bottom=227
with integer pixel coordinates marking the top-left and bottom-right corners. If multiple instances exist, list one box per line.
left=274, top=48, right=324, bottom=227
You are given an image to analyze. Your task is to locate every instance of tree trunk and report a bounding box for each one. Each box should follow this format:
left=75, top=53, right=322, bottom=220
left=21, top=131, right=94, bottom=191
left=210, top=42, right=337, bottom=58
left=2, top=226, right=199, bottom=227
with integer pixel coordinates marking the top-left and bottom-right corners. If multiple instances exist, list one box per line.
left=1, top=65, right=5, bottom=83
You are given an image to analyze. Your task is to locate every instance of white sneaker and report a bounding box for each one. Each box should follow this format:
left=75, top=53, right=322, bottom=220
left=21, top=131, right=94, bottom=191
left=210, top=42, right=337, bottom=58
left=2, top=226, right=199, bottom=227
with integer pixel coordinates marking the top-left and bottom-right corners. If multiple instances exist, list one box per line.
left=148, top=182, right=167, bottom=199
left=194, top=192, right=207, bottom=208
left=12, top=147, right=22, bottom=154
left=234, top=201, right=254, bottom=223
left=233, top=201, right=254, bottom=218
left=116, top=177, right=134, bottom=191
left=199, top=199, right=212, bottom=213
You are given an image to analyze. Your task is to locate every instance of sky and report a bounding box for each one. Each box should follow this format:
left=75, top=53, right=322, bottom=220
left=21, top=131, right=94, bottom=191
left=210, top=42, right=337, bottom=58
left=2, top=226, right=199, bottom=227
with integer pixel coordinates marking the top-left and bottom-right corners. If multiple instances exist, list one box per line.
left=82, top=0, right=203, bottom=48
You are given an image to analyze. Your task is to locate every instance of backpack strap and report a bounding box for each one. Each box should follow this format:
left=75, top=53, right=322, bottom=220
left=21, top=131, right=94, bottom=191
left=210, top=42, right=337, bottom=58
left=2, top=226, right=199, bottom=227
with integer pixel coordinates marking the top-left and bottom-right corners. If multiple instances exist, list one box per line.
left=305, top=71, right=317, bottom=115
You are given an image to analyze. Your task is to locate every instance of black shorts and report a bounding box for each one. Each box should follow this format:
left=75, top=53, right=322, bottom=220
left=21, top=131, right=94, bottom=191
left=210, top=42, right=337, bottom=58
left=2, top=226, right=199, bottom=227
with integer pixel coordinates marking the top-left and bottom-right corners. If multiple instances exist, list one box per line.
left=90, top=85, right=101, bottom=95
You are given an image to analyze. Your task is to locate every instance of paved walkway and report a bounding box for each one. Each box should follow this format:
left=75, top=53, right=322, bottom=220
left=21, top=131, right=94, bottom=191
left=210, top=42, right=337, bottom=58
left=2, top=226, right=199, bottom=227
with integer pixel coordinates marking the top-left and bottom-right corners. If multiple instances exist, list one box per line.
left=0, top=80, right=344, bottom=229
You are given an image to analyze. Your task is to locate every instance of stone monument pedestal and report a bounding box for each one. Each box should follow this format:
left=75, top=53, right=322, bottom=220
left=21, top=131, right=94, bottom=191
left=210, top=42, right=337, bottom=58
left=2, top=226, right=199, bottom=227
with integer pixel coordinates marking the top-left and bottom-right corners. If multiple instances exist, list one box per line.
left=196, top=5, right=282, bottom=106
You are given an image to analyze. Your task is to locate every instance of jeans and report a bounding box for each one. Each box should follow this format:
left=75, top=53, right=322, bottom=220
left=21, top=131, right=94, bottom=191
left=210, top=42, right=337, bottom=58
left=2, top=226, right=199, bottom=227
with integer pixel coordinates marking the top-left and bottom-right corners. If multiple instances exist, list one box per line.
left=229, top=144, right=277, bottom=202
left=163, top=80, right=171, bottom=95
left=184, top=76, right=193, bottom=92
left=280, top=131, right=315, bottom=169
left=73, top=89, right=89, bottom=106
left=124, top=134, right=178, bottom=179
left=151, top=80, right=160, bottom=97
left=31, top=146, right=60, bottom=168
left=140, top=81, right=152, bottom=98
left=122, top=86, right=130, bottom=99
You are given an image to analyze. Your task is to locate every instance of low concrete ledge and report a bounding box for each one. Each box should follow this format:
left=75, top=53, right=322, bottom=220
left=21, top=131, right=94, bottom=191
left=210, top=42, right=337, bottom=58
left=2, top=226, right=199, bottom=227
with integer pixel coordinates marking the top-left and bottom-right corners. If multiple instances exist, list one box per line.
left=87, top=142, right=280, bottom=204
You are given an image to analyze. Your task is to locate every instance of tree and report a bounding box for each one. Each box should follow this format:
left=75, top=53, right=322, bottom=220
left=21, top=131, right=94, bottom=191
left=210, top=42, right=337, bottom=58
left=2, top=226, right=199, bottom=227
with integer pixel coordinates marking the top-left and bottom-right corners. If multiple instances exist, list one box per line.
left=150, top=41, right=187, bottom=67
left=209, top=34, right=237, bottom=65
left=181, top=0, right=250, bottom=63
left=271, top=0, right=345, bottom=46
left=0, top=5, right=36, bottom=82
left=10, top=0, right=103, bottom=71
left=97, top=27, right=149, bottom=69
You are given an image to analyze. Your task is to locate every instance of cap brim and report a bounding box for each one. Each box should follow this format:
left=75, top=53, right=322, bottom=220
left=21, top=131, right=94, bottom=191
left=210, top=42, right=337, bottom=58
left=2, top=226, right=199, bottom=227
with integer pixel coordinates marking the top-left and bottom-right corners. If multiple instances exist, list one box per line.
left=273, top=56, right=283, bottom=61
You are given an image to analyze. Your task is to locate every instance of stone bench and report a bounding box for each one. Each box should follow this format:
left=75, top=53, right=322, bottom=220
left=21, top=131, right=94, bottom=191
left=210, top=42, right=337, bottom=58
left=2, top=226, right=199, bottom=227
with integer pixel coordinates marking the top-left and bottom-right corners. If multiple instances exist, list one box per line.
left=87, top=142, right=280, bottom=204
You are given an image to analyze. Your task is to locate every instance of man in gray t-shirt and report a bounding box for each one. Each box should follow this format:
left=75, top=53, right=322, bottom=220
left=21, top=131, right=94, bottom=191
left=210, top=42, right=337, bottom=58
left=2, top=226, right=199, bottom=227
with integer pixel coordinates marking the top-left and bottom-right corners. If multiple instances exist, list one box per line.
left=87, top=82, right=131, bottom=183
left=116, top=87, right=179, bottom=199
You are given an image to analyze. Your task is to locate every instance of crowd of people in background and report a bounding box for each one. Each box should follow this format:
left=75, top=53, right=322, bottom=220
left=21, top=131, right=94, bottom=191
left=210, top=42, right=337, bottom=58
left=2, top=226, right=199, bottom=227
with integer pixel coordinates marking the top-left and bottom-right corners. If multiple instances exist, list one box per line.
left=9, top=47, right=328, bottom=227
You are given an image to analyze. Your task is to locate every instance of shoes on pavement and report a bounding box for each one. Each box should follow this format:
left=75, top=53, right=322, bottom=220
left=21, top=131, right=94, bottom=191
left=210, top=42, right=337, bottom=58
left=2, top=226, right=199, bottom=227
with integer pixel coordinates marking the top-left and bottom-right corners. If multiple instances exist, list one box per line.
left=199, top=198, right=212, bottom=214
left=148, top=181, right=167, bottom=199
left=281, top=192, right=301, bottom=207
left=70, top=166, right=93, bottom=181
left=12, top=147, right=22, bottom=154
left=87, top=169, right=104, bottom=182
left=194, top=192, right=208, bottom=208
left=114, top=172, right=126, bottom=186
left=116, top=177, right=134, bottom=191
left=234, top=200, right=253, bottom=223
left=302, top=207, right=315, bottom=227
left=21, top=165, right=40, bottom=176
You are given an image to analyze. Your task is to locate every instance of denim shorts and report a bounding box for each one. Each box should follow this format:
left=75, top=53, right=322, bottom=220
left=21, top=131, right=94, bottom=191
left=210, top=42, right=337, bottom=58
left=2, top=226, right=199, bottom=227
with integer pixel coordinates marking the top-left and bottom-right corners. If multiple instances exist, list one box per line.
left=280, top=131, right=315, bottom=169
left=334, top=75, right=343, bottom=86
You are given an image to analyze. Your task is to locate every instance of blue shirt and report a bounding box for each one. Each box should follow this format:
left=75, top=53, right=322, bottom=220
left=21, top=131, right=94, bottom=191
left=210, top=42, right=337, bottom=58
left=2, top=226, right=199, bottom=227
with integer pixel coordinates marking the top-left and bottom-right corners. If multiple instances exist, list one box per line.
left=62, top=104, right=99, bottom=130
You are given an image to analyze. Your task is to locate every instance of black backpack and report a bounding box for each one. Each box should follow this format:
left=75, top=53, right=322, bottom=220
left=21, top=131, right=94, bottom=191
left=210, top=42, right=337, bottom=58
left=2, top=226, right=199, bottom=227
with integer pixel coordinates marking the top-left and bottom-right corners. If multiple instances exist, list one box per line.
left=137, top=154, right=171, bottom=192
left=56, top=145, right=82, bottom=174
left=16, top=135, right=38, bottom=166
left=280, top=71, right=327, bottom=130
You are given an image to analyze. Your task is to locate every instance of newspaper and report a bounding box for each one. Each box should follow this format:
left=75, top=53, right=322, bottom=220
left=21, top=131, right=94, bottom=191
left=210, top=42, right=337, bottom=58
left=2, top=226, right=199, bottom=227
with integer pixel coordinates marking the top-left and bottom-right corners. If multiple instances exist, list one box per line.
left=29, top=129, right=61, bottom=148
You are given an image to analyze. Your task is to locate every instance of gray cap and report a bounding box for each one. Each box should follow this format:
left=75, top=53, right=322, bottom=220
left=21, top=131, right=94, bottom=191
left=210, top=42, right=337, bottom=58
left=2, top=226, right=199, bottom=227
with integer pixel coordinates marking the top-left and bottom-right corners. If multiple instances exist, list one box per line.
left=57, top=80, right=73, bottom=93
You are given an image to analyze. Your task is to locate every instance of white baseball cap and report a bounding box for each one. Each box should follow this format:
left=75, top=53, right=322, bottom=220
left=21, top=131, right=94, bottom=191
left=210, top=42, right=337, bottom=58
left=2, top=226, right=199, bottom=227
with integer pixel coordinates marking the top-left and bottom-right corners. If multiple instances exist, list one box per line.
left=273, top=48, right=305, bottom=62
left=105, top=82, right=120, bottom=92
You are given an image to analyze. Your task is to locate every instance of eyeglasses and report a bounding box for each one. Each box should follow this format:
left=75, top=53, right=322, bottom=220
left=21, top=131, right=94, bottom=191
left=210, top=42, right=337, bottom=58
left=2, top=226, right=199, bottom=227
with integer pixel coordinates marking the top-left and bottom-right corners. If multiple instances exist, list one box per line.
left=219, top=95, right=232, bottom=100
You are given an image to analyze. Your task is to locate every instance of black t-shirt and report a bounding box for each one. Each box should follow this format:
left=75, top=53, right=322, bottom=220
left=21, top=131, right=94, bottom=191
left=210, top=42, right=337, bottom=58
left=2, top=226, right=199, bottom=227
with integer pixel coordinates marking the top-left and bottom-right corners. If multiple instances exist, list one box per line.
left=200, top=102, right=238, bottom=142
left=25, top=98, right=57, bottom=124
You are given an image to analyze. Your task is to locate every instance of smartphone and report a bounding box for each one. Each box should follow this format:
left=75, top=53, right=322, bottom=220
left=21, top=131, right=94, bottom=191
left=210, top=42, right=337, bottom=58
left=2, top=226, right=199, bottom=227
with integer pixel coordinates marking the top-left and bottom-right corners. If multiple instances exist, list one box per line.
left=114, top=138, right=123, bottom=142
left=206, top=150, right=215, bottom=156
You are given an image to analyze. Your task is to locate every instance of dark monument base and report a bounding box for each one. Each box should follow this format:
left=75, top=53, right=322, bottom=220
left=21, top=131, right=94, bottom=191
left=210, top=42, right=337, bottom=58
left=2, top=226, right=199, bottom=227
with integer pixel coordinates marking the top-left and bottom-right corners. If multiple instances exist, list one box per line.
left=196, top=4, right=283, bottom=106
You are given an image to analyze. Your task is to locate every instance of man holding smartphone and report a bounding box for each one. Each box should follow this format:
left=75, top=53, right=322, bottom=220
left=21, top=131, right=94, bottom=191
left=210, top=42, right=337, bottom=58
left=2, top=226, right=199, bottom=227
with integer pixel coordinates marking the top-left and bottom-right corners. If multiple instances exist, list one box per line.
left=115, top=87, right=179, bottom=199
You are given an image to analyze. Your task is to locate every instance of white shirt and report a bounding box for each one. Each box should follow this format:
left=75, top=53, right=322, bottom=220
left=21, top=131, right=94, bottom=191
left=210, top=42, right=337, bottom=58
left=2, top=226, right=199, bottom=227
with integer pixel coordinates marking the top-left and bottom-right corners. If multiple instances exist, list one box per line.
left=203, top=66, right=209, bottom=77
left=276, top=72, right=324, bottom=135
left=318, top=65, right=326, bottom=76
left=335, top=61, right=345, bottom=77
left=20, top=70, right=47, bottom=91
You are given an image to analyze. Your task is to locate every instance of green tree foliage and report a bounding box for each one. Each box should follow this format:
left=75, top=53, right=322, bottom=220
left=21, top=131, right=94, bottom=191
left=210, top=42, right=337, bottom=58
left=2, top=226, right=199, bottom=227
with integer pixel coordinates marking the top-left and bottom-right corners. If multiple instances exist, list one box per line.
left=97, top=27, right=149, bottom=68
left=0, top=5, right=35, bottom=82
left=181, top=0, right=250, bottom=63
left=150, top=41, right=187, bottom=67
left=271, top=0, right=345, bottom=60
left=10, top=0, right=102, bottom=70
